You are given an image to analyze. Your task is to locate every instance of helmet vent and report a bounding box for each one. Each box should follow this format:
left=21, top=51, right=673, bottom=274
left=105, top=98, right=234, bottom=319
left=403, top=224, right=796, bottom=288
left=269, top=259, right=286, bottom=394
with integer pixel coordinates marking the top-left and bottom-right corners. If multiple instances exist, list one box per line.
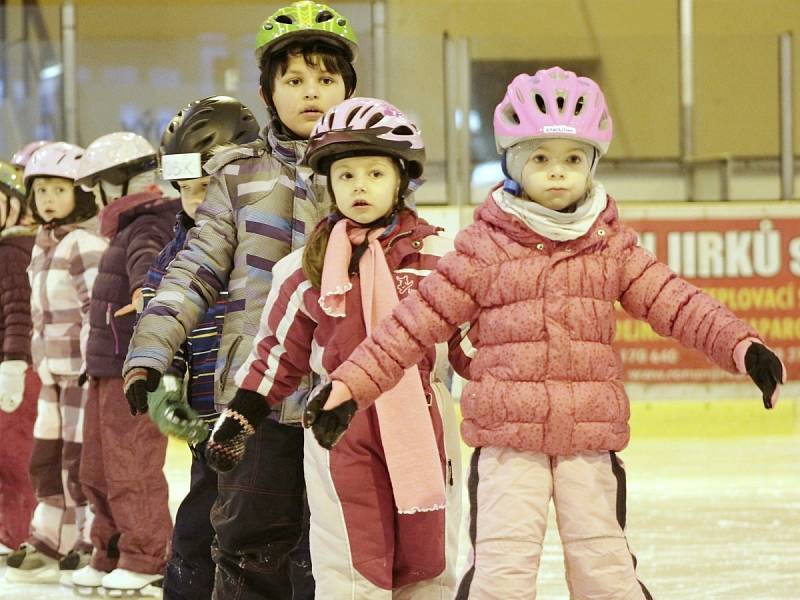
left=366, top=113, right=384, bottom=128
left=392, top=125, right=413, bottom=135
left=276, top=15, right=294, bottom=24
left=556, top=96, right=565, bottom=112
left=534, top=93, right=547, bottom=114
left=503, top=105, right=520, bottom=125
left=337, top=18, right=347, bottom=26
left=316, top=10, right=333, bottom=23
left=345, top=107, right=361, bottom=126
left=574, top=96, right=585, bottom=116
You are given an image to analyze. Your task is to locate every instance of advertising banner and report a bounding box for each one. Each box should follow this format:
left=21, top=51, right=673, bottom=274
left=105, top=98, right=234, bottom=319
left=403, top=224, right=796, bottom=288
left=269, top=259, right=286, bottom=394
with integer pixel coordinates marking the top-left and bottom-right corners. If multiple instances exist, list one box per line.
left=617, top=203, right=800, bottom=385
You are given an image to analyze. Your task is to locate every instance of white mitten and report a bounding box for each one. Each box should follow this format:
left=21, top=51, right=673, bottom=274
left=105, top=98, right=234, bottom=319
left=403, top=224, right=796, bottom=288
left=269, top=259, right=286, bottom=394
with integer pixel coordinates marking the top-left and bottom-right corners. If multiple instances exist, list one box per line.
left=0, top=360, right=28, bottom=413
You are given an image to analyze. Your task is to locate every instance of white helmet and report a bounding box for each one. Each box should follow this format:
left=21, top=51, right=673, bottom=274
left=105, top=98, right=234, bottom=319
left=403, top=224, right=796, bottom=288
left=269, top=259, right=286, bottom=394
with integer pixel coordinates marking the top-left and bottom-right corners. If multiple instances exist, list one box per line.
left=23, top=142, right=85, bottom=188
left=75, top=132, right=157, bottom=187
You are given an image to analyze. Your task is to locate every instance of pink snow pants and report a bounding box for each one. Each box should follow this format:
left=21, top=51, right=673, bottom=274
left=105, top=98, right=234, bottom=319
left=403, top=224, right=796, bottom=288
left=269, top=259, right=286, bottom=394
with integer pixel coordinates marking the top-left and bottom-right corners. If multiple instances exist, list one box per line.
left=80, top=377, right=171, bottom=574
left=455, top=447, right=653, bottom=600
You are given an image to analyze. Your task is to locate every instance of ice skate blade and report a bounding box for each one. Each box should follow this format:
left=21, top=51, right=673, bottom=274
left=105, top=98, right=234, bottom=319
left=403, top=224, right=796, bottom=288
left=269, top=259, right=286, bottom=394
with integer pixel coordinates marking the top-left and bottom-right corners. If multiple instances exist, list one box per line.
left=99, top=584, right=163, bottom=598
left=73, top=584, right=104, bottom=598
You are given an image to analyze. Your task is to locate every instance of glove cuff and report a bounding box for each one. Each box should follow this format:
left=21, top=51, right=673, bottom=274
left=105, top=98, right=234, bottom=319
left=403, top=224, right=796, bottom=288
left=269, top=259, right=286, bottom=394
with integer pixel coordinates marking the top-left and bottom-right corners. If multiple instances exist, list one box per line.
left=228, top=389, right=270, bottom=431
left=733, top=337, right=761, bottom=374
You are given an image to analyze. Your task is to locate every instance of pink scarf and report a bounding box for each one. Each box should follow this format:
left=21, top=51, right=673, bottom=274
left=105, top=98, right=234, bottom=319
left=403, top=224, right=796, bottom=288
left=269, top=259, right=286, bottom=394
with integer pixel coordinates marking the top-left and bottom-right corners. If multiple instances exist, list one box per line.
left=319, top=218, right=446, bottom=514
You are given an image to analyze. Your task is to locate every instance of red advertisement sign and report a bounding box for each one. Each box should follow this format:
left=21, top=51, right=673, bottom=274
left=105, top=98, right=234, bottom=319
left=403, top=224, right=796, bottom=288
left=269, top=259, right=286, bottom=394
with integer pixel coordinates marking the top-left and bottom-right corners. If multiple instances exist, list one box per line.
left=616, top=208, right=800, bottom=384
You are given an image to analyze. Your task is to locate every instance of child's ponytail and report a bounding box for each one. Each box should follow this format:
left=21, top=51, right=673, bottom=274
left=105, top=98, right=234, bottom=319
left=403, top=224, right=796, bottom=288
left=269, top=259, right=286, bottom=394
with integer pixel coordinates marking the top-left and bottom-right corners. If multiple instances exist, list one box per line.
left=302, top=215, right=336, bottom=289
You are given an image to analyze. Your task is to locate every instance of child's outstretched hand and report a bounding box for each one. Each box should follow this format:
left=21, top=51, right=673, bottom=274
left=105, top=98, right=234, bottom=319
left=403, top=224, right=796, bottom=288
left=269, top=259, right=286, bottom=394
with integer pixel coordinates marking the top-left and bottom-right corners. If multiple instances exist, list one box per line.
left=734, top=339, right=787, bottom=409
left=205, top=388, right=269, bottom=472
left=303, top=381, right=357, bottom=449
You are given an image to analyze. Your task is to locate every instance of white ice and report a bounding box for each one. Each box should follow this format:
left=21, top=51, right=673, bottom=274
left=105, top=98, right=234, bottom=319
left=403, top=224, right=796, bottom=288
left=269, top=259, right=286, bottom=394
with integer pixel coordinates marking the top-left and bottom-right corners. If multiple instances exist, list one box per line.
left=2, top=436, right=798, bottom=599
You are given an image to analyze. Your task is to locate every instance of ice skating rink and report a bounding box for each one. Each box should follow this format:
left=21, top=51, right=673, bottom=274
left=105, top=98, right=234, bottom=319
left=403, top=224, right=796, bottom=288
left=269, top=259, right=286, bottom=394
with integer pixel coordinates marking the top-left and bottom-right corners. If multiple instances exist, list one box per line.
left=2, top=399, right=798, bottom=600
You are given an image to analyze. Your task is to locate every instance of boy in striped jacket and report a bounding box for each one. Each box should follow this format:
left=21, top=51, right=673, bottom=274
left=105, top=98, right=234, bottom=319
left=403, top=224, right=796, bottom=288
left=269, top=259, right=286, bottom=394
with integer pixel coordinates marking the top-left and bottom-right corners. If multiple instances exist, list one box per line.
left=123, top=3, right=359, bottom=597
left=206, top=98, right=472, bottom=599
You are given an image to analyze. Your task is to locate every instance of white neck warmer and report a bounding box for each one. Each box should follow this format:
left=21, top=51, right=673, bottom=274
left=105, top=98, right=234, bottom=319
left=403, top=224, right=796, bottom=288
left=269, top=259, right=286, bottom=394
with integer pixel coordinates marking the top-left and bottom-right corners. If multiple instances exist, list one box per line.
left=493, top=182, right=608, bottom=242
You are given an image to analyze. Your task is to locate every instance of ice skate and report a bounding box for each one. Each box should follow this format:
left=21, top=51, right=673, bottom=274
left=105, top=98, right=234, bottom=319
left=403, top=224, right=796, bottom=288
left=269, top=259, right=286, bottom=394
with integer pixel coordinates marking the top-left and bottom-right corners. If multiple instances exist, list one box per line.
left=58, top=547, right=93, bottom=586
left=0, top=541, right=13, bottom=563
left=4, top=542, right=60, bottom=583
left=100, top=567, right=163, bottom=598
left=71, top=563, right=108, bottom=596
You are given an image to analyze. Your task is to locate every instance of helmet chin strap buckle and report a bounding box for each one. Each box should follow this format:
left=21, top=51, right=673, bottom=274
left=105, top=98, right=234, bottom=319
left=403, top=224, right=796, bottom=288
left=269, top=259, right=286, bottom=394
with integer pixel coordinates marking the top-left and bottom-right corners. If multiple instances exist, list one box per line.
left=503, top=178, right=522, bottom=197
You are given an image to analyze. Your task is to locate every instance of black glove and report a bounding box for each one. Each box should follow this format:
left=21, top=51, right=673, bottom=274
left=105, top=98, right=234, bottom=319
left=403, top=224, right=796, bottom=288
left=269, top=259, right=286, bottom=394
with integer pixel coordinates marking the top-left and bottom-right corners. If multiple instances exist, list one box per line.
left=123, top=367, right=161, bottom=416
left=303, top=383, right=358, bottom=450
left=205, top=389, right=269, bottom=473
left=744, top=343, right=784, bottom=409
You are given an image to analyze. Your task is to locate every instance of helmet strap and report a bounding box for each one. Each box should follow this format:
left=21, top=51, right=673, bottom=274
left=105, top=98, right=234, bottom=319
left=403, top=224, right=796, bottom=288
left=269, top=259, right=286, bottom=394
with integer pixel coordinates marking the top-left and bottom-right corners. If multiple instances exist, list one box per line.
left=502, top=178, right=522, bottom=197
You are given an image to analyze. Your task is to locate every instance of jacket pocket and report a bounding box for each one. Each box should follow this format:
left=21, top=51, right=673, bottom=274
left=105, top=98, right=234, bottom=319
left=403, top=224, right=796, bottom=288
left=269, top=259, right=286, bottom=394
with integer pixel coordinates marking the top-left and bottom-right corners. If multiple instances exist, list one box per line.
left=219, top=335, right=243, bottom=393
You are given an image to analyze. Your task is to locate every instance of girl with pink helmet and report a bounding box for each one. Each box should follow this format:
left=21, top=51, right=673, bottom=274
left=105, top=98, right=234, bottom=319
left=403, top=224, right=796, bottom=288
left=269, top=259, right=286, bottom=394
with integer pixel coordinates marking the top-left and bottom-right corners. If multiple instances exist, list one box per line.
left=308, top=67, right=787, bottom=599
left=206, top=97, right=472, bottom=598
left=5, top=142, right=107, bottom=585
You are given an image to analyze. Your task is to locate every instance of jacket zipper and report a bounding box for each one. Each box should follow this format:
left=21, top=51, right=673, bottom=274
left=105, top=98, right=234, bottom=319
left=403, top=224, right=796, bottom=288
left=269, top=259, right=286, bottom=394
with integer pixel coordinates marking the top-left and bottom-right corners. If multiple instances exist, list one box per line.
left=386, top=230, right=413, bottom=253
left=107, top=304, right=121, bottom=355
left=219, top=335, right=243, bottom=393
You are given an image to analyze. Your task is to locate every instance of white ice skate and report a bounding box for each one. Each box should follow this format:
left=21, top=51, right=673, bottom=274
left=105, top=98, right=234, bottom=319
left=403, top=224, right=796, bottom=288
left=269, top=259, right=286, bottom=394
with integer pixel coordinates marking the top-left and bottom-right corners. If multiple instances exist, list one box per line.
left=58, top=547, right=92, bottom=586
left=100, top=568, right=163, bottom=598
left=3, top=542, right=60, bottom=583
left=71, top=564, right=108, bottom=596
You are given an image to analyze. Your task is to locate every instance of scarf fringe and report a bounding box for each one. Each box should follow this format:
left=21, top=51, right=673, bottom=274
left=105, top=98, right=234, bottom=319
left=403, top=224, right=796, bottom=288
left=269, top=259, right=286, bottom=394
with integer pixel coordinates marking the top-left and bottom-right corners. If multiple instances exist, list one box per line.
left=397, top=502, right=447, bottom=515
left=318, top=282, right=353, bottom=317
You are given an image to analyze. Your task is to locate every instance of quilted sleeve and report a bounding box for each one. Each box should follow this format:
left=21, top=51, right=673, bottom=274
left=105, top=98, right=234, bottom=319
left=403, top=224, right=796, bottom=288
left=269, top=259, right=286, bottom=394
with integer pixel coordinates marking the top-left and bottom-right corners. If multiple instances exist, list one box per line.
left=333, top=243, right=484, bottom=408
left=619, top=239, right=759, bottom=373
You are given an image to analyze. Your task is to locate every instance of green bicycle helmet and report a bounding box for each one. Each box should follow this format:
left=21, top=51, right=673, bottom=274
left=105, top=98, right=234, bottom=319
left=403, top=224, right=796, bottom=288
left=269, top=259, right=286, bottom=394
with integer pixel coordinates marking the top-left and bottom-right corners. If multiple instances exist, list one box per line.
left=255, top=1, right=358, bottom=63
left=0, top=160, right=25, bottom=201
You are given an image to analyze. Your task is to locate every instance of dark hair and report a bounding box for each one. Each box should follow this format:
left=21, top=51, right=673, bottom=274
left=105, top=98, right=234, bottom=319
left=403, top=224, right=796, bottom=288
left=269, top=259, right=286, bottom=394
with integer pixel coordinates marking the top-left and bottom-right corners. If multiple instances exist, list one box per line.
left=259, top=41, right=357, bottom=112
left=29, top=177, right=98, bottom=227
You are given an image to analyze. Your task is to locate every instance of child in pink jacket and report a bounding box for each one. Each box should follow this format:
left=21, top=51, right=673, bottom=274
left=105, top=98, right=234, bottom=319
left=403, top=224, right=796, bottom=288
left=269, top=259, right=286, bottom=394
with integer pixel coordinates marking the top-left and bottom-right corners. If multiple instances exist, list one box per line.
left=308, top=68, right=787, bottom=600
left=206, top=97, right=470, bottom=599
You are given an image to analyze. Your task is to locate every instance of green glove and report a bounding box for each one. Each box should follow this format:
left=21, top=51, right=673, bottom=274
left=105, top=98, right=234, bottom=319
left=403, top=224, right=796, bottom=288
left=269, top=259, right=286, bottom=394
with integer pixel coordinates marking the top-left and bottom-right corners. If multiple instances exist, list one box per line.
left=147, top=375, right=209, bottom=445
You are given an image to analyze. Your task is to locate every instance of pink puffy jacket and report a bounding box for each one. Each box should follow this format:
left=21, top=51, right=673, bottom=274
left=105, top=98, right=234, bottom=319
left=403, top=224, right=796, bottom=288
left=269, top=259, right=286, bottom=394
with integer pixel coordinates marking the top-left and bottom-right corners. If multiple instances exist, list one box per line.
left=333, top=191, right=759, bottom=455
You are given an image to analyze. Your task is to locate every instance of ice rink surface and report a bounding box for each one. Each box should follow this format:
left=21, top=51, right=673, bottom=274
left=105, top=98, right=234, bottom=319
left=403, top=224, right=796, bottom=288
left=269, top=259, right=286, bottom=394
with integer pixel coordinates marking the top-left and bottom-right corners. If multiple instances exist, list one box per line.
left=2, top=434, right=798, bottom=599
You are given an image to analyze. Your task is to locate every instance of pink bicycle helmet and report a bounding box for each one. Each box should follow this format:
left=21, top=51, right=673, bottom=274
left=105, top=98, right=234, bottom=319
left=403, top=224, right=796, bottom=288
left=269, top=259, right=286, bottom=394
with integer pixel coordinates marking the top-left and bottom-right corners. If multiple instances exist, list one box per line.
left=305, top=97, right=425, bottom=180
left=23, top=142, right=85, bottom=188
left=11, top=140, right=53, bottom=168
left=494, top=67, right=612, bottom=155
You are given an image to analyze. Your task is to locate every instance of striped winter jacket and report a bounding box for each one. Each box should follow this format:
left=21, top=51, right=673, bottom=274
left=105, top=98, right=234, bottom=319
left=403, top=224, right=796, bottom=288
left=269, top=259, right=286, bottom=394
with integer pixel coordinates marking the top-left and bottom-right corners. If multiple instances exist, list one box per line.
left=140, top=211, right=225, bottom=416
left=236, top=210, right=471, bottom=404
left=28, top=218, right=108, bottom=382
left=0, top=226, right=37, bottom=362
left=124, top=129, right=330, bottom=421
left=333, top=192, right=760, bottom=456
